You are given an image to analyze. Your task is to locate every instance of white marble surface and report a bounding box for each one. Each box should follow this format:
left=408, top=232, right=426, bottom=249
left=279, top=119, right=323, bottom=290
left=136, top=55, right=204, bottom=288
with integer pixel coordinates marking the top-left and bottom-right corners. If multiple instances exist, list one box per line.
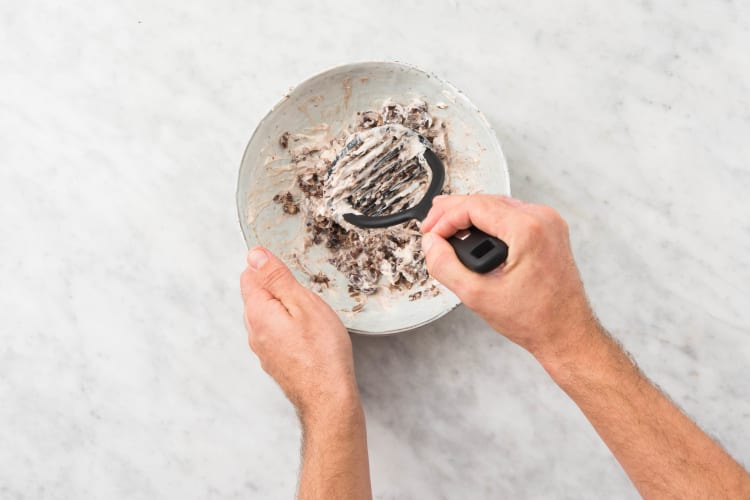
left=2, top=1, right=749, bottom=498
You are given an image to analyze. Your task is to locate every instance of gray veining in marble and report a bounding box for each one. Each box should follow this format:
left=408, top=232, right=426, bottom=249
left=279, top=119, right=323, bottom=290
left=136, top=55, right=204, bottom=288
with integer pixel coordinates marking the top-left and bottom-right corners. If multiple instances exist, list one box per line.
left=1, top=1, right=749, bottom=499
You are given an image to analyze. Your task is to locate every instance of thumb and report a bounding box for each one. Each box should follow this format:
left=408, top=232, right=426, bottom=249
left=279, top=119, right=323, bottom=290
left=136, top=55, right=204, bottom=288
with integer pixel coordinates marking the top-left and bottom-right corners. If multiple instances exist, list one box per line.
left=422, top=233, right=481, bottom=298
left=245, top=246, right=306, bottom=313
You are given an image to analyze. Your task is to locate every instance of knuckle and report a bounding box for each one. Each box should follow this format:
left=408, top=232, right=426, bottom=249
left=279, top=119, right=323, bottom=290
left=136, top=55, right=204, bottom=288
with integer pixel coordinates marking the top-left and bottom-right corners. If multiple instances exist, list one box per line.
left=466, top=195, right=485, bottom=213
left=539, top=205, right=559, bottom=219
left=540, top=206, right=569, bottom=235
left=533, top=204, right=567, bottom=227
left=253, top=331, right=268, bottom=346
left=247, top=324, right=263, bottom=351
left=557, top=215, right=570, bottom=234
left=263, top=265, right=292, bottom=291
left=554, top=211, right=570, bottom=231
left=431, top=194, right=449, bottom=205
left=542, top=205, right=565, bottom=225
left=525, top=215, right=544, bottom=236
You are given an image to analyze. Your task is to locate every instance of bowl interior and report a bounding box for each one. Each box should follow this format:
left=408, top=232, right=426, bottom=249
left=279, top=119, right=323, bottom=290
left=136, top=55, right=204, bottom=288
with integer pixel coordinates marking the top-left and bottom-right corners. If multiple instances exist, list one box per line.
left=237, top=62, right=509, bottom=334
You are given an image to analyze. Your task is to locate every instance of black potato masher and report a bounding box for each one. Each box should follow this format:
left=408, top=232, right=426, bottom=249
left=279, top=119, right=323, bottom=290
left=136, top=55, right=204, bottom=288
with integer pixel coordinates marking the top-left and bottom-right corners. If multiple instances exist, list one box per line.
left=327, top=124, right=508, bottom=273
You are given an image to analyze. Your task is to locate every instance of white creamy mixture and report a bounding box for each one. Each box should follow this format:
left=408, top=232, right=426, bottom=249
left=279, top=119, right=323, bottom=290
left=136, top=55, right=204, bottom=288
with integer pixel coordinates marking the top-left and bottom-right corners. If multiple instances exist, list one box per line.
left=324, top=124, right=431, bottom=222
left=274, top=99, right=449, bottom=303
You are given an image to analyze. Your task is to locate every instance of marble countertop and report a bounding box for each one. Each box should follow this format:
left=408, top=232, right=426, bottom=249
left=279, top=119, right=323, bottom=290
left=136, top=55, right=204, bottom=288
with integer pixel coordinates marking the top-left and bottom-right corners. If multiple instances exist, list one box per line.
left=2, top=1, right=749, bottom=498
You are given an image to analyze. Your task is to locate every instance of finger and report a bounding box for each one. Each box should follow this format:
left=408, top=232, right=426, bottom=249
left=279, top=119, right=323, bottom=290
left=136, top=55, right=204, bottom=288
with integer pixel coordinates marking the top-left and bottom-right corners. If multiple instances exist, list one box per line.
left=430, top=194, right=466, bottom=208
left=421, top=195, right=468, bottom=233
left=422, top=194, right=524, bottom=234
left=245, top=295, right=290, bottom=334
left=241, top=266, right=277, bottom=306
left=421, top=232, right=483, bottom=299
left=497, top=195, right=526, bottom=208
left=240, top=267, right=265, bottom=305
left=241, top=267, right=291, bottom=326
left=241, top=266, right=293, bottom=354
left=429, top=195, right=520, bottom=240
left=243, top=246, right=307, bottom=315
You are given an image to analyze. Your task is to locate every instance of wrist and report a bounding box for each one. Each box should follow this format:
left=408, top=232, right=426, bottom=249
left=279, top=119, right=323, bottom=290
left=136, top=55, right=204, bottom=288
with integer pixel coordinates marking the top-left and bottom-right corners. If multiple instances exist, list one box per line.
left=298, top=381, right=363, bottom=432
left=531, top=319, right=611, bottom=384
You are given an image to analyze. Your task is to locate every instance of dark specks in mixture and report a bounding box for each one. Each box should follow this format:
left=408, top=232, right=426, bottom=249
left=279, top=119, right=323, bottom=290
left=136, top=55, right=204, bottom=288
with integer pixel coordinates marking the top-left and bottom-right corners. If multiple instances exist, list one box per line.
left=272, top=191, right=299, bottom=214
left=310, top=271, right=330, bottom=288
left=358, top=110, right=383, bottom=129
left=274, top=100, right=447, bottom=305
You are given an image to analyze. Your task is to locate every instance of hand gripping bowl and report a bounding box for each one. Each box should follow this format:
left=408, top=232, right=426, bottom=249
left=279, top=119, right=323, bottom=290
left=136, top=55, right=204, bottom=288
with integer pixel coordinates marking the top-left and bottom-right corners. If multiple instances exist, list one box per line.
left=236, top=62, right=510, bottom=335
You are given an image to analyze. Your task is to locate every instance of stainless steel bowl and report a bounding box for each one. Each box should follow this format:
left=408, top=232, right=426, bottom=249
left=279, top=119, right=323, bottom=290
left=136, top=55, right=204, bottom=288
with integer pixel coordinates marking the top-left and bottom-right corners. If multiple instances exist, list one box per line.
left=237, top=61, right=510, bottom=334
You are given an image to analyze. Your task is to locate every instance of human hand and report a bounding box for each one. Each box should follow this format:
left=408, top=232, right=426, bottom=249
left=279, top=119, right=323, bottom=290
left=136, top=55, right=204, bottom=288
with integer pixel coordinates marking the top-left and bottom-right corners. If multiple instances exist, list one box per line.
left=420, top=195, right=600, bottom=363
left=240, top=247, right=360, bottom=424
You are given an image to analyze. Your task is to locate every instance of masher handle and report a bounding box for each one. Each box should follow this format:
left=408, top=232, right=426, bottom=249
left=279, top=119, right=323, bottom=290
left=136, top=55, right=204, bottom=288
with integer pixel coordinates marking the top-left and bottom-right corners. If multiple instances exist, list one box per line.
left=448, top=226, right=508, bottom=273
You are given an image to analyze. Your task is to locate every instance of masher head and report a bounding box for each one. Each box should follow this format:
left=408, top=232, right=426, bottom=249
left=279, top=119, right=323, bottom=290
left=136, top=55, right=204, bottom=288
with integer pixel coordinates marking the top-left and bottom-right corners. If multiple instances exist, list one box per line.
left=325, top=124, right=445, bottom=228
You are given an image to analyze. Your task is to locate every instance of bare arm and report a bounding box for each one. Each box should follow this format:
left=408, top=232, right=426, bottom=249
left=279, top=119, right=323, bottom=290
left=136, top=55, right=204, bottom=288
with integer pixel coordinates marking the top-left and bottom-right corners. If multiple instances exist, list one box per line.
left=298, top=390, right=370, bottom=500
left=241, top=248, right=372, bottom=500
left=541, top=323, right=750, bottom=499
left=421, top=194, right=750, bottom=499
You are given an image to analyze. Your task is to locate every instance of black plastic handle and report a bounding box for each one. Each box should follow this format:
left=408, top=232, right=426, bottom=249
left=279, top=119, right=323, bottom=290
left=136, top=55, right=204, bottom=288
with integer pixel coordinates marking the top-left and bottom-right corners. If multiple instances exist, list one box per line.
left=448, top=226, right=508, bottom=273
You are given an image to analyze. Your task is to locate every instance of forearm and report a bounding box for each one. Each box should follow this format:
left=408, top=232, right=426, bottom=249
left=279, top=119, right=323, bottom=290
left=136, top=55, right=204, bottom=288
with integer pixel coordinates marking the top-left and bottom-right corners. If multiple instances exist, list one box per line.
left=297, top=390, right=372, bottom=500
left=537, top=324, right=750, bottom=499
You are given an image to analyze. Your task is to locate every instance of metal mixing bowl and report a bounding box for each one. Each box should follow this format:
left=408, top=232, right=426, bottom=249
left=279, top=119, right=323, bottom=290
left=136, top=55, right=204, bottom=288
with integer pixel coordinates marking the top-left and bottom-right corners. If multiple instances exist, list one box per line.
left=236, top=61, right=510, bottom=334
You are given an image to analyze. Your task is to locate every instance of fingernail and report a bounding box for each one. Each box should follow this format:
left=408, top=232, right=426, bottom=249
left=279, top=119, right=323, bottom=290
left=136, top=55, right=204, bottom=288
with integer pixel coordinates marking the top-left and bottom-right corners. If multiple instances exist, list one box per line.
left=247, top=248, right=269, bottom=270
left=422, top=233, right=434, bottom=253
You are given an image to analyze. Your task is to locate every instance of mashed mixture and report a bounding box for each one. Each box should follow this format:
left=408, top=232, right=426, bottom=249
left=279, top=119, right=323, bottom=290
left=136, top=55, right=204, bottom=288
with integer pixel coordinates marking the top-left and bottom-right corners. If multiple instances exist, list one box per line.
left=273, top=100, right=449, bottom=303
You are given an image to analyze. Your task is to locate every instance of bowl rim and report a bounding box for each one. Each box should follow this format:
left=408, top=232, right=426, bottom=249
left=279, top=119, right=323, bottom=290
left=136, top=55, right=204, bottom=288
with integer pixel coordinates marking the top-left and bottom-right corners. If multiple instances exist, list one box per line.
left=236, top=60, right=510, bottom=335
